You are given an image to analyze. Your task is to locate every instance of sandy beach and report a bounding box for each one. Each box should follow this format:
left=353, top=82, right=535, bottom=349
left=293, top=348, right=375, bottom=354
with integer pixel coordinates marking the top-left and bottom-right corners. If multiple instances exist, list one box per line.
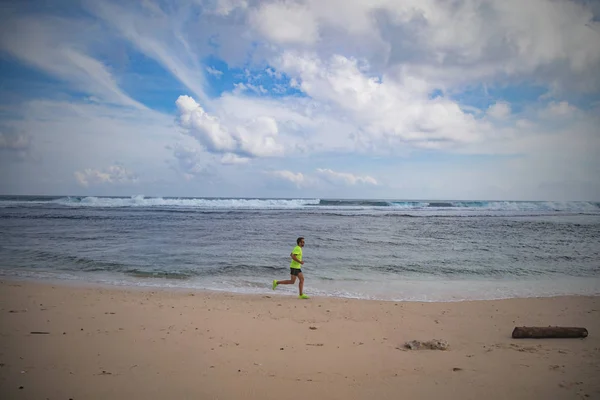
left=0, top=279, right=598, bottom=400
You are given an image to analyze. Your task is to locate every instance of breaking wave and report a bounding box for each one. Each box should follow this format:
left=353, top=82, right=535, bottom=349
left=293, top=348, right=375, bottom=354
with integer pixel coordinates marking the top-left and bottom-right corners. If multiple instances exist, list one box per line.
left=0, top=195, right=599, bottom=212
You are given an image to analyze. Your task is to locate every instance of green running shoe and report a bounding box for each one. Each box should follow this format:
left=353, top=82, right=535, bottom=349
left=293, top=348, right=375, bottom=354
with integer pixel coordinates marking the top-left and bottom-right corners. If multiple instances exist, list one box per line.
left=298, top=294, right=309, bottom=299
left=272, top=280, right=278, bottom=290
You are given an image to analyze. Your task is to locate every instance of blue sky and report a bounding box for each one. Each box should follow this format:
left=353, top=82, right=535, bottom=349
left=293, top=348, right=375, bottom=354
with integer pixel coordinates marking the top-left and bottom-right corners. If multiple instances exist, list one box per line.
left=1, top=0, right=599, bottom=200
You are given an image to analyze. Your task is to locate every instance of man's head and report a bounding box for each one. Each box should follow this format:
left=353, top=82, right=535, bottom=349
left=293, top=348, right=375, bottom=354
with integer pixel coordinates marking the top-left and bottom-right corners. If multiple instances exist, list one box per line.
left=297, top=237, right=305, bottom=247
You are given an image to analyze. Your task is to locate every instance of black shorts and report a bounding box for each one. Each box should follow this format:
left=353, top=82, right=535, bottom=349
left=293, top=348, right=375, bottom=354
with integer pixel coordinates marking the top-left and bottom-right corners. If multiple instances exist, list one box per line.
left=290, top=268, right=302, bottom=276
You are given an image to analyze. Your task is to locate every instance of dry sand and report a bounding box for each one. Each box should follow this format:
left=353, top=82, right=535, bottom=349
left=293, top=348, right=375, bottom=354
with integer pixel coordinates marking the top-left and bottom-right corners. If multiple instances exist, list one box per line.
left=0, top=279, right=599, bottom=400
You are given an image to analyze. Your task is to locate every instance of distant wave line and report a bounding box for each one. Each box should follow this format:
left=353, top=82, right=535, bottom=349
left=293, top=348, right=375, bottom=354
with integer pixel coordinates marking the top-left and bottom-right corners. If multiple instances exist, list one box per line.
left=0, top=196, right=599, bottom=212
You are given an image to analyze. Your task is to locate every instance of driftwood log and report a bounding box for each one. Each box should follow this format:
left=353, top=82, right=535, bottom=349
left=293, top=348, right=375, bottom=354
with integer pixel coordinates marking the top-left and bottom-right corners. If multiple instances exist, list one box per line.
left=512, top=326, right=588, bottom=339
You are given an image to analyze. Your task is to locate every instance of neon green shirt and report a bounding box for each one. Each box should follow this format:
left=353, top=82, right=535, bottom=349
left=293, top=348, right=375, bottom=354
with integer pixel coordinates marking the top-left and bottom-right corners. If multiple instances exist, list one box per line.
left=290, top=245, right=303, bottom=269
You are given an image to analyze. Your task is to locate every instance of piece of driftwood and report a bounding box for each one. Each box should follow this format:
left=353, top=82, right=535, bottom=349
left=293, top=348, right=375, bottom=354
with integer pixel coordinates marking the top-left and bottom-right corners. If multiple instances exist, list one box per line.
left=30, top=331, right=50, bottom=335
left=512, top=326, right=588, bottom=339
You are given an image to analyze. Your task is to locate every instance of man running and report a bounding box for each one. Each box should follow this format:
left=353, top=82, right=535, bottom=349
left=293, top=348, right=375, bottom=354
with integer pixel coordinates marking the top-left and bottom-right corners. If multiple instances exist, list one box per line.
left=272, top=237, right=309, bottom=299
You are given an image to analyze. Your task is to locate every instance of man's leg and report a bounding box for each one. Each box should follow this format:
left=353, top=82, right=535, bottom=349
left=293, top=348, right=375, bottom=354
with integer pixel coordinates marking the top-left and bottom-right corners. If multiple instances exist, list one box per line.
left=297, top=273, right=308, bottom=299
left=274, top=275, right=297, bottom=286
left=298, top=272, right=305, bottom=296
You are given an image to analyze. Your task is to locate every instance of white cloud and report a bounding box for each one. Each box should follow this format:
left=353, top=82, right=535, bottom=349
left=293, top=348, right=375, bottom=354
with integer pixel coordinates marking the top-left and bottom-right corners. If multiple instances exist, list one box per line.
left=397, top=0, right=600, bottom=91
left=211, top=92, right=358, bottom=155
left=487, top=102, right=511, bottom=119
left=516, top=119, right=535, bottom=130
left=265, top=67, right=283, bottom=79
left=233, top=82, right=268, bottom=95
left=272, top=52, right=484, bottom=150
left=316, top=168, right=378, bottom=186
left=543, top=101, right=578, bottom=117
left=201, top=0, right=248, bottom=16
left=243, top=0, right=600, bottom=92
left=176, top=95, right=237, bottom=153
left=206, top=66, right=224, bottom=77
left=221, top=153, right=251, bottom=165
left=0, top=132, right=30, bottom=150
left=265, top=170, right=309, bottom=188
left=168, top=144, right=208, bottom=180
left=75, top=164, right=138, bottom=187
left=176, top=95, right=284, bottom=160
left=264, top=167, right=378, bottom=190
left=250, top=2, right=319, bottom=45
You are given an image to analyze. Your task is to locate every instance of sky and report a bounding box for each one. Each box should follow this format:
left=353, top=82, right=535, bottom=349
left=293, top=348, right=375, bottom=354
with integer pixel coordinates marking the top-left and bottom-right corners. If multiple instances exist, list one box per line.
left=0, top=0, right=599, bottom=201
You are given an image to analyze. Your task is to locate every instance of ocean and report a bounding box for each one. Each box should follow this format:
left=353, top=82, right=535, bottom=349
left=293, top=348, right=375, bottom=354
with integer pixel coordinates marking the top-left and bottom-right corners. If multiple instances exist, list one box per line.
left=1, top=195, right=599, bottom=302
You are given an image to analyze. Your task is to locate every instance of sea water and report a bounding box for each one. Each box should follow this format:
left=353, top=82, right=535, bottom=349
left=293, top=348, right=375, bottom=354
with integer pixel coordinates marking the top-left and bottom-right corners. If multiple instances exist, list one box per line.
left=1, top=195, right=599, bottom=302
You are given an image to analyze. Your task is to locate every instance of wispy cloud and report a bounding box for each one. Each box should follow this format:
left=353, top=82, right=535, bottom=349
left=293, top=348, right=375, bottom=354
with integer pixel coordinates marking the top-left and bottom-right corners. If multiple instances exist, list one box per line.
left=75, top=164, right=138, bottom=187
left=316, top=168, right=378, bottom=186
left=266, top=168, right=377, bottom=188
left=266, top=170, right=309, bottom=188
left=85, top=0, right=209, bottom=104
left=0, top=15, right=145, bottom=109
left=233, top=82, right=268, bottom=95
left=206, top=66, right=223, bottom=77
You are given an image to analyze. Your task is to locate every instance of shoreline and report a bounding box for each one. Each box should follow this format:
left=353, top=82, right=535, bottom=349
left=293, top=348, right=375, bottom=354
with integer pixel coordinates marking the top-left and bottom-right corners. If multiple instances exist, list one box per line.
left=1, top=278, right=599, bottom=399
left=2, top=271, right=599, bottom=303
left=3, top=274, right=600, bottom=303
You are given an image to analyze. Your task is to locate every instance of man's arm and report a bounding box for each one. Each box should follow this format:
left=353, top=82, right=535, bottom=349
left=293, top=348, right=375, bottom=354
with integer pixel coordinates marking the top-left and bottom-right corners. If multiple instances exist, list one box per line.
left=291, top=253, right=304, bottom=265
